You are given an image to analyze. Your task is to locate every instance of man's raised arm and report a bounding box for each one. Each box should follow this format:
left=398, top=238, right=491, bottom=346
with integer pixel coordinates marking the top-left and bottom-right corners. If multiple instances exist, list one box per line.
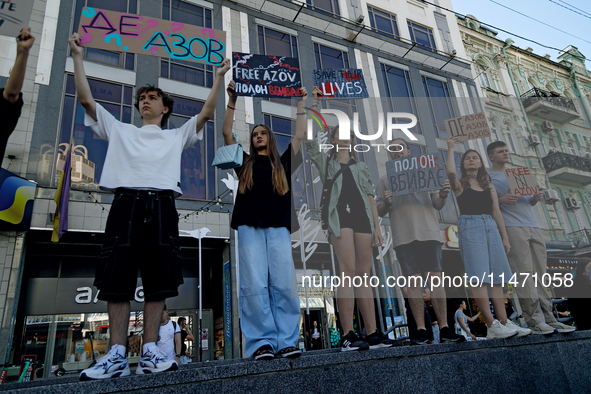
left=195, top=58, right=231, bottom=133
left=3, top=27, right=35, bottom=103
left=68, top=33, right=96, bottom=121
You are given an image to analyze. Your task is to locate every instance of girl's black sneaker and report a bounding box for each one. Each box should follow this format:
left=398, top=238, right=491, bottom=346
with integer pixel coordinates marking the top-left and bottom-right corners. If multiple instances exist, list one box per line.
left=341, top=330, right=369, bottom=351
left=253, top=345, right=274, bottom=360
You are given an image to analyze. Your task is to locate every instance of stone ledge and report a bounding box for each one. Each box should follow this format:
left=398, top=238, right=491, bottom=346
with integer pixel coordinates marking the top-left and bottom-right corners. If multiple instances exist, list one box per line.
left=3, top=330, right=591, bottom=393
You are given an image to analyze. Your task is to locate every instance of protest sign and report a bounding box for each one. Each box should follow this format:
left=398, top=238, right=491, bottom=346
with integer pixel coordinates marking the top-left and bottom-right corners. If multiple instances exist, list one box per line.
left=0, top=0, right=34, bottom=37
left=312, top=68, right=368, bottom=98
left=445, top=112, right=491, bottom=142
left=386, top=154, right=446, bottom=197
left=504, top=166, right=538, bottom=196
left=232, top=52, right=302, bottom=98
left=77, top=7, right=226, bottom=65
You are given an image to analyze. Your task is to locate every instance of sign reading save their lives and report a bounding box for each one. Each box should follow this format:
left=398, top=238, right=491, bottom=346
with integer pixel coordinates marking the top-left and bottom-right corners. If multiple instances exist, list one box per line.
left=445, top=112, right=491, bottom=142
left=77, top=7, right=226, bottom=65
left=232, top=52, right=302, bottom=98
left=0, top=0, right=35, bottom=37
left=386, top=154, right=446, bottom=197
left=312, top=68, right=369, bottom=98
left=505, top=166, right=539, bottom=196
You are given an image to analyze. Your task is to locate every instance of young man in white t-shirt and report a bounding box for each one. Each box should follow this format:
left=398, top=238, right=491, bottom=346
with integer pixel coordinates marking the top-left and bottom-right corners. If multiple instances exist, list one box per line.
left=67, top=33, right=231, bottom=381
left=156, top=305, right=181, bottom=366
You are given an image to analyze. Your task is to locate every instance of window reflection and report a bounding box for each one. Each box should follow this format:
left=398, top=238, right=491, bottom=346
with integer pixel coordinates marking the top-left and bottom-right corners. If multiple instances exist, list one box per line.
left=161, top=0, right=213, bottom=87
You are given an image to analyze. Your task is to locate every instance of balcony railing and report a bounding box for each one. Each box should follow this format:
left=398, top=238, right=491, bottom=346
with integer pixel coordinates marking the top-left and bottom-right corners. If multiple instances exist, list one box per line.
left=543, top=151, right=591, bottom=173
left=568, top=229, right=591, bottom=248
left=521, top=88, right=577, bottom=112
left=543, top=151, right=591, bottom=184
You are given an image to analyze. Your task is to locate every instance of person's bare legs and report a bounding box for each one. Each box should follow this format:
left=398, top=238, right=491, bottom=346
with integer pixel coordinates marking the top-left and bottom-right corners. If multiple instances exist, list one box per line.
left=428, top=271, right=449, bottom=328
left=353, top=232, right=376, bottom=334
left=472, top=286, right=494, bottom=326
left=143, top=300, right=166, bottom=344
left=108, top=302, right=130, bottom=346
left=406, top=276, right=426, bottom=331
left=331, top=229, right=356, bottom=333
left=488, top=286, right=508, bottom=324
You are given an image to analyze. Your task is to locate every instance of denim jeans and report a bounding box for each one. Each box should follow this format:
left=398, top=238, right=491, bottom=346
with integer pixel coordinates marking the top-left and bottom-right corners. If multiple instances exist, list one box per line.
left=457, top=215, right=512, bottom=285
left=238, top=225, right=300, bottom=356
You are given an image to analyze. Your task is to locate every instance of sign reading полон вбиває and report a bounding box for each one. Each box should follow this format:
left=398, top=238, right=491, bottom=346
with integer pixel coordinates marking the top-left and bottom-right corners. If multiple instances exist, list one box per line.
left=232, top=52, right=302, bottom=98
left=77, top=7, right=226, bottom=65
left=312, top=68, right=369, bottom=98
left=386, top=154, right=446, bottom=197
left=0, top=0, right=35, bottom=37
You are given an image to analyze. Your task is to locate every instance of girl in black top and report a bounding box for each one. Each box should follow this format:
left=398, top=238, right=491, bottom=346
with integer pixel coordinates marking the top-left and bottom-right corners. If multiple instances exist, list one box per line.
left=222, top=81, right=306, bottom=360
left=446, top=136, right=523, bottom=340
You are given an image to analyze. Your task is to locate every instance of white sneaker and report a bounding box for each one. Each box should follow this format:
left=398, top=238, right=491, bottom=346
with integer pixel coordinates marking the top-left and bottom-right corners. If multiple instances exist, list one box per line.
left=486, top=319, right=518, bottom=340
left=136, top=344, right=178, bottom=375
left=503, top=320, right=531, bottom=337
left=79, top=345, right=130, bottom=381
left=547, top=322, right=576, bottom=333
left=530, top=322, right=557, bottom=335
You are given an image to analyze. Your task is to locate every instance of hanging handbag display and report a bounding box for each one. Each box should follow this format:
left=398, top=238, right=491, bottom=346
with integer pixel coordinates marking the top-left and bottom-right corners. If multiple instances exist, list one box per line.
left=319, top=159, right=350, bottom=231
left=212, top=132, right=243, bottom=170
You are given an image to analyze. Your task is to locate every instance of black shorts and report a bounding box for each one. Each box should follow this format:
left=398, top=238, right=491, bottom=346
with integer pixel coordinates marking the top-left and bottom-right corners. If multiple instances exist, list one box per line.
left=94, top=188, right=183, bottom=302
left=337, top=201, right=371, bottom=234
left=394, top=240, right=443, bottom=277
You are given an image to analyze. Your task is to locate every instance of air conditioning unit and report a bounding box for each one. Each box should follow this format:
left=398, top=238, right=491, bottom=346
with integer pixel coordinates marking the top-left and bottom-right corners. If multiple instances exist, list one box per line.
left=541, top=121, right=554, bottom=133
left=565, top=197, right=579, bottom=210
left=544, top=189, right=560, bottom=203
left=527, top=134, right=540, bottom=146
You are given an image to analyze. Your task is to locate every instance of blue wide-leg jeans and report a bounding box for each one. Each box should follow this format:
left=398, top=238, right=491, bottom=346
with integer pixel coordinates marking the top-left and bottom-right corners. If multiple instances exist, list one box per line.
left=238, top=225, right=300, bottom=356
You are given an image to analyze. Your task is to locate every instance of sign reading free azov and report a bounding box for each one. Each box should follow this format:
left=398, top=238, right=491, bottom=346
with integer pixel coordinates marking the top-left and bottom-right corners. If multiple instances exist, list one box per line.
left=386, top=154, right=447, bottom=197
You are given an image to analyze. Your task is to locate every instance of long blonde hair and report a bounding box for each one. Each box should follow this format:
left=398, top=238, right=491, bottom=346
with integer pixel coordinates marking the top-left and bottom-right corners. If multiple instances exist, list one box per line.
left=238, top=124, right=289, bottom=195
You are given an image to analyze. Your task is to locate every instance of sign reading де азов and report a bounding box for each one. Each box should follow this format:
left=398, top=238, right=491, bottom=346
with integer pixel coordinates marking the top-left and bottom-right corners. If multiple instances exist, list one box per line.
left=232, top=52, right=302, bottom=98
left=312, top=68, right=368, bottom=98
left=445, top=112, right=491, bottom=142
left=77, top=7, right=226, bottom=65
left=386, top=154, right=446, bottom=197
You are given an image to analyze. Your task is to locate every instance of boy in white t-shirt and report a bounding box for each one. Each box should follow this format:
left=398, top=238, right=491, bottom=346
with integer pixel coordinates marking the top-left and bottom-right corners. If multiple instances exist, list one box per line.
left=67, top=33, right=231, bottom=381
left=156, top=305, right=181, bottom=366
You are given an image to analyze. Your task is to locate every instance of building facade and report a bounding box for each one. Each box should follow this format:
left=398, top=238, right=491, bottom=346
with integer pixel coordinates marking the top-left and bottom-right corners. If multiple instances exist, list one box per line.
left=0, top=0, right=482, bottom=379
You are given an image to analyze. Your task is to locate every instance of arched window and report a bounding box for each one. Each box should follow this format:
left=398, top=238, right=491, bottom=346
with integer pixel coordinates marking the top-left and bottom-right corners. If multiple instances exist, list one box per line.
left=475, top=62, right=490, bottom=89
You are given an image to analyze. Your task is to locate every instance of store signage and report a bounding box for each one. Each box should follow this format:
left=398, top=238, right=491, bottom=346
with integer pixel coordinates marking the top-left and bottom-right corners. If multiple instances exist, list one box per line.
left=232, top=52, right=302, bottom=98
left=75, top=285, right=144, bottom=304
left=23, top=278, right=199, bottom=315
left=0, top=168, right=37, bottom=231
left=386, top=154, right=446, bottom=197
left=0, top=0, right=35, bottom=37
left=312, top=68, right=368, bottom=98
left=77, top=7, right=226, bottom=65
left=445, top=112, right=491, bottom=142
left=445, top=225, right=459, bottom=248
left=223, top=261, right=232, bottom=360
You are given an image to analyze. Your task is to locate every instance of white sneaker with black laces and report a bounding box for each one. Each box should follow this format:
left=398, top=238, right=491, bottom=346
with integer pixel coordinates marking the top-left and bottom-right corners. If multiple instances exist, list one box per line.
left=136, top=344, right=178, bottom=375
left=79, top=345, right=130, bottom=381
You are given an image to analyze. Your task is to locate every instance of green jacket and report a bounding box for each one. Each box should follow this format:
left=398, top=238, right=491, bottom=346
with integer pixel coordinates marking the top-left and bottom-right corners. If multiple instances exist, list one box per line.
left=304, top=139, right=375, bottom=238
